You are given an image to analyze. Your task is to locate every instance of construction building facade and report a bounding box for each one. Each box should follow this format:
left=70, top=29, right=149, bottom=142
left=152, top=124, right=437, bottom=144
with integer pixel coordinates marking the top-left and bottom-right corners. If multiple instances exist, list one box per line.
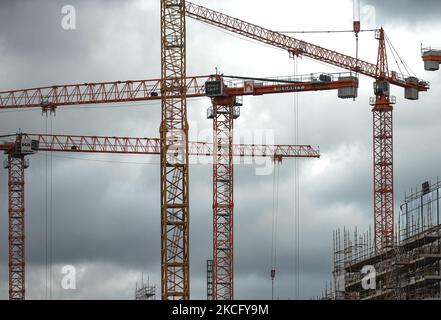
left=135, top=278, right=156, bottom=300
left=328, top=179, right=441, bottom=300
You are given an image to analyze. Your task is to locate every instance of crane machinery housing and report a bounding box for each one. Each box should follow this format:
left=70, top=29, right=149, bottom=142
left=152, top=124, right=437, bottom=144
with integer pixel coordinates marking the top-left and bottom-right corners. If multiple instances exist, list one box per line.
left=0, top=135, right=39, bottom=299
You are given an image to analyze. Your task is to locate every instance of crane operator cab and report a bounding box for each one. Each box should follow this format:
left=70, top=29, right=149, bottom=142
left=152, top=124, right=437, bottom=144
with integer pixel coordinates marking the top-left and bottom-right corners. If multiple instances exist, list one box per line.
left=18, top=138, right=39, bottom=155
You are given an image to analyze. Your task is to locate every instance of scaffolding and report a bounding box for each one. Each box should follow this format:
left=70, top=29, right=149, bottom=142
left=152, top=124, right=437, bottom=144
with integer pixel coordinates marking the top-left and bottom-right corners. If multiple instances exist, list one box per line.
left=327, top=179, right=441, bottom=300
left=207, top=260, right=214, bottom=300
left=135, top=276, right=156, bottom=300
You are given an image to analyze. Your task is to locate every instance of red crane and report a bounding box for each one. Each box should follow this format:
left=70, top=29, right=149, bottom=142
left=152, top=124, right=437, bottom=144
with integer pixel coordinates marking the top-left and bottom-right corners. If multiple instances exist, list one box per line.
left=184, top=0, right=430, bottom=255
left=0, top=76, right=208, bottom=110
left=204, top=73, right=356, bottom=300
left=0, top=73, right=355, bottom=300
left=0, top=135, right=37, bottom=300
left=0, top=133, right=319, bottom=300
left=22, top=133, right=319, bottom=158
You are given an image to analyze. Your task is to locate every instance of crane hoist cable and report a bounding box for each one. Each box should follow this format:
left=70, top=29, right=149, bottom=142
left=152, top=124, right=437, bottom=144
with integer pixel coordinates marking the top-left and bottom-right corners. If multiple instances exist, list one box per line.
left=50, top=115, right=53, bottom=300
left=44, top=115, right=48, bottom=299
left=40, top=135, right=45, bottom=300
left=385, top=33, right=417, bottom=77
left=50, top=115, right=54, bottom=299
left=44, top=112, right=54, bottom=299
left=293, top=57, right=301, bottom=299
left=270, top=159, right=280, bottom=300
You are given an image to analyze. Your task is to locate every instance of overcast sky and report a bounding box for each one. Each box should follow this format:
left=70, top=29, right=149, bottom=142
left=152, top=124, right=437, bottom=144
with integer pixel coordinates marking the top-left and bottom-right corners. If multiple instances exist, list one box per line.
left=0, top=0, right=440, bottom=300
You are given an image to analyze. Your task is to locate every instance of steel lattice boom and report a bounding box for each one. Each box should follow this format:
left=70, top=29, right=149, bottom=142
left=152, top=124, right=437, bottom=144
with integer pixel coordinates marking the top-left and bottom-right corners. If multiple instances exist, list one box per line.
left=0, top=73, right=357, bottom=110
left=0, top=76, right=209, bottom=110
left=17, top=133, right=320, bottom=158
left=184, top=1, right=429, bottom=92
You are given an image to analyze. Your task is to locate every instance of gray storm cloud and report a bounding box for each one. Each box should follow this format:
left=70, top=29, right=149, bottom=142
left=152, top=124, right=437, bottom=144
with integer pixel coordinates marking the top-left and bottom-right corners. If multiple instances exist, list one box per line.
left=364, top=0, right=441, bottom=22
left=0, top=0, right=440, bottom=299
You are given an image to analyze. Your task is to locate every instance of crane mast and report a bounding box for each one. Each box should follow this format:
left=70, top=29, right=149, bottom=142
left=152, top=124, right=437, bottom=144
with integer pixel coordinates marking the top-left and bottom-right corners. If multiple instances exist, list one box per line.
left=210, top=95, right=238, bottom=300
left=0, top=74, right=356, bottom=110
left=372, top=28, right=394, bottom=251
left=1, top=136, right=37, bottom=300
left=161, top=0, right=189, bottom=300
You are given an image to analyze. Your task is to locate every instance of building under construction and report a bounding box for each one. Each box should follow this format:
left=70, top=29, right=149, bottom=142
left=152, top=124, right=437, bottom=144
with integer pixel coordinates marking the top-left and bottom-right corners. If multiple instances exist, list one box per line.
left=328, top=179, right=441, bottom=300
left=135, top=277, right=156, bottom=300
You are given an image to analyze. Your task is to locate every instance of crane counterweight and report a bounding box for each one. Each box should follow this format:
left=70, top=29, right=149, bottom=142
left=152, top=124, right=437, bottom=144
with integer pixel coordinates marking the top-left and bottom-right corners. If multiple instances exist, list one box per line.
left=422, top=47, right=441, bottom=71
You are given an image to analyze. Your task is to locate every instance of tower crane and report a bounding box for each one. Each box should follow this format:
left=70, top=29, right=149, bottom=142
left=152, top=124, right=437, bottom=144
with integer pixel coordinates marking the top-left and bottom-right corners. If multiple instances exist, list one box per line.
left=184, top=1, right=430, bottom=257
left=0, top=73, right=356, bottom=300
left=1, top=132, right=319, bottom=300
left=203, top=73, right=356, bottom=300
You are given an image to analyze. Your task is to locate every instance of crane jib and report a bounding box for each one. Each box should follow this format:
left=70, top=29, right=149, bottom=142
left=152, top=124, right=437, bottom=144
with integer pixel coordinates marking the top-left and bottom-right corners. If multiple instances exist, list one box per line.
left=184, top=1, right=429, bottom=93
